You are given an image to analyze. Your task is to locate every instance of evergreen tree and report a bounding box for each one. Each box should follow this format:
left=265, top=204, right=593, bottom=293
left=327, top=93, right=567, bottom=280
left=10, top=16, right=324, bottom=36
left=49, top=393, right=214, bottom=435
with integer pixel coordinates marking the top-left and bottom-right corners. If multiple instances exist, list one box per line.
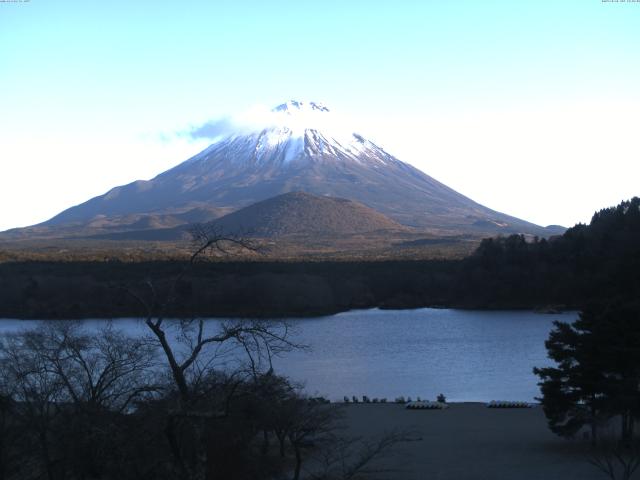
left=534, top=301, right=640, bottom=444
left=534, top=314, right=608, bottom=443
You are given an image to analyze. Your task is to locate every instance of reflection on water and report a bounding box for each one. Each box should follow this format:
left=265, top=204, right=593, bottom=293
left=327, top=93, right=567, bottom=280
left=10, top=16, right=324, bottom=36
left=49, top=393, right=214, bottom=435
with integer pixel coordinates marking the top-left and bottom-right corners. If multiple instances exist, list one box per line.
left=0, top=308, right=576, bottom=402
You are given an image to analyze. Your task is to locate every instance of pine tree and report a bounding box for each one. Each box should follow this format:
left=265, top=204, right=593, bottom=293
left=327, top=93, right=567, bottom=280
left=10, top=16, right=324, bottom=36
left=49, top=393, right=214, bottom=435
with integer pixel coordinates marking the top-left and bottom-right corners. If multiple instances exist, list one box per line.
left=534, top=301, right=640, bottom=444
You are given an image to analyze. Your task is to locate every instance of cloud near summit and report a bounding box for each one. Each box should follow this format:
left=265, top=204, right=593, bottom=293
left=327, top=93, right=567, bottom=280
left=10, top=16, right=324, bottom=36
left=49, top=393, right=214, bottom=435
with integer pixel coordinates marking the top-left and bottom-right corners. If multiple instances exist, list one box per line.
left=187, top=117, right=236, bottom=140
left=184, top=103, right=359, bottom=142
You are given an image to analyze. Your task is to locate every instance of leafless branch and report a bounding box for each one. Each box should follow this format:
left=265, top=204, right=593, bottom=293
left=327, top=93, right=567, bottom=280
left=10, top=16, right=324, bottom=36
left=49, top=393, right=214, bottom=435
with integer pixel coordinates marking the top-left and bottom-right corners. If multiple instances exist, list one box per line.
left=309, top=429, right=420, bottom=480
left=588, top=439, right=640, bottom=480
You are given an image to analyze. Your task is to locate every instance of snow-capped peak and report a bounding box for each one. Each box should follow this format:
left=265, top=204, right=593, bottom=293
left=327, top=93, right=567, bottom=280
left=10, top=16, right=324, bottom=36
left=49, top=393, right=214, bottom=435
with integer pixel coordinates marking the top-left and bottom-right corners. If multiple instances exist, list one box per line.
left=217, top=100, right=336, bottom=135
left=215, top=100, right=346, bottom=142
left=190, top=101, right=392, bottom=168
left=268, top=100, right=334, bottom=133
left=272, top=100, right=330, bottom=114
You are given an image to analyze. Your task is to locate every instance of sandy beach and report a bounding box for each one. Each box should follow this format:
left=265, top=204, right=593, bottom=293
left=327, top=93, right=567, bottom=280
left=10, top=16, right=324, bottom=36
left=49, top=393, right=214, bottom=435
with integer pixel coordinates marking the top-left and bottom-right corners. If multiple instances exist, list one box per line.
left=339, top=403, right=604, bottom=480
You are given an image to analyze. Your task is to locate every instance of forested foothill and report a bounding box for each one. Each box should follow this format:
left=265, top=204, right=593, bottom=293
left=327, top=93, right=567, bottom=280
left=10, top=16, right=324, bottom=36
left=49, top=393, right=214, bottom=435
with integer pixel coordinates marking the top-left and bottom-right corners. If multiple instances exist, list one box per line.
left=1, top=198, right=639, bottom=319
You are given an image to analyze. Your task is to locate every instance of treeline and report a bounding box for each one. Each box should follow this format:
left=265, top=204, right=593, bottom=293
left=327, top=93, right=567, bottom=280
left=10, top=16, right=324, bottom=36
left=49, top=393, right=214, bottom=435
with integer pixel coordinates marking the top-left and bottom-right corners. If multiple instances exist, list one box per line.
left=1, top=198, right=638, bottom=318
left=0, top=260, right=460, bottom=319
left=463, top=197, right=640, bottom=308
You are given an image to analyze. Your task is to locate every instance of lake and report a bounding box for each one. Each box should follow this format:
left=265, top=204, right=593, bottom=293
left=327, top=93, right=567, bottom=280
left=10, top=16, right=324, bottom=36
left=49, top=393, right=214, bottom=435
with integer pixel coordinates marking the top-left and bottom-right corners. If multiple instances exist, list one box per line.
left=0, top=308, right=576, bottom=402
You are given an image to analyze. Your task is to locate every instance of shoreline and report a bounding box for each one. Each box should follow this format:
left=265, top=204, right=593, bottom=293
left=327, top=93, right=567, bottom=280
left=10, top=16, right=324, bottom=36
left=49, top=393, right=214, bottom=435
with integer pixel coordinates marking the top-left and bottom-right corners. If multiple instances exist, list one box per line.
left=0, top=305, right=579, bottom=322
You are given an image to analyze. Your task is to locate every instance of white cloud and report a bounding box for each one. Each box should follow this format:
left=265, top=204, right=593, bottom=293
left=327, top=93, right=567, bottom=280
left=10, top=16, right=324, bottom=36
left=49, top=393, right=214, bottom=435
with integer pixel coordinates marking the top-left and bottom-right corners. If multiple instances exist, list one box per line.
left=184, top=101, right=363, bottom=143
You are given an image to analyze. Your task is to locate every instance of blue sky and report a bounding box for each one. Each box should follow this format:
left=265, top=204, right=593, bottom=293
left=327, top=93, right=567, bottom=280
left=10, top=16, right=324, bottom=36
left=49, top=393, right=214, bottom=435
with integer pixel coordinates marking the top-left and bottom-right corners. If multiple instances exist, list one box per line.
left=1, top=0, right=639, bottom=231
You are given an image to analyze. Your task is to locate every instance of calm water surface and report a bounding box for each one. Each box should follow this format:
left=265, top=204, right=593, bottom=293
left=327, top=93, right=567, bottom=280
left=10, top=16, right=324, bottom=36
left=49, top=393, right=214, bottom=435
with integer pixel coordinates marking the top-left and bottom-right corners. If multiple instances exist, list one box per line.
left=0, top=309, right=576, bottom=402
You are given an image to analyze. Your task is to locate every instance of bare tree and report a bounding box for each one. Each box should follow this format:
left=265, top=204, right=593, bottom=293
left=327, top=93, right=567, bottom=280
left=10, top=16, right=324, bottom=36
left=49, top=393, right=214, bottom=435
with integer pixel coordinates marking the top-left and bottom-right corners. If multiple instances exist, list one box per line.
left=1, top=329, right=69, bottom=480
left=306, top=429, right=419, bottom=480
left=589, top=438, right=640, bottom=480
left=0, top=322, right=159, bottom=480
left=286, top=398, right=341, bottom=480
left=125, top=224, right=299, bottom=405
left=23, top=322, right=158, bottom=412
left=120, top=224, right=304, bottom=480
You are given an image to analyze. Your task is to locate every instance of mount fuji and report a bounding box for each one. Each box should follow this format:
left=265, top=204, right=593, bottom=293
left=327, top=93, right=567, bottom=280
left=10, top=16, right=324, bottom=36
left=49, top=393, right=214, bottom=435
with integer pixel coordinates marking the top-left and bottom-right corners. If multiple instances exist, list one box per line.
left=6, top=101, right=562, bottom=240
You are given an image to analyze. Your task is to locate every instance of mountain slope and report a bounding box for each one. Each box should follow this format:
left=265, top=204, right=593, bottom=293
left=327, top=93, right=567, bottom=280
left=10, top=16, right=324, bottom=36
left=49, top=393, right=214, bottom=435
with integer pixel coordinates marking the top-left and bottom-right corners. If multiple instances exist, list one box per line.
left=11, top=100, right=562, bottom=238
left=211, top=191, right=409, bottom=237
left=86, top=192, right=410, bottom=241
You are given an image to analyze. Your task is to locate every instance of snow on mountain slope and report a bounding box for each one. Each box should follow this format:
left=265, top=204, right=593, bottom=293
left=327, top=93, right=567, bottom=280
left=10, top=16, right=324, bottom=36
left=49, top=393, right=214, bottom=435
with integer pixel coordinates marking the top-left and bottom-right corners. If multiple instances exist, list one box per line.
left=33, top=100, right=557, bottom=237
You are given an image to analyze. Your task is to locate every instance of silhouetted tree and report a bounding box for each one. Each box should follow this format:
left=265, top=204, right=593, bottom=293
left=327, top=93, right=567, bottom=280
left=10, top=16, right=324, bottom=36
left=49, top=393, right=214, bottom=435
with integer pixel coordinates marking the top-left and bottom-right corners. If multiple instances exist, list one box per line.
left=0, top=393, right=20, bottom=480
left=534, top=317, right=607, bottom=443
left=588, top=436, right=640, bottom=480
left=0, top=322, right=158, bottom=480
left=123, top=225, right=303, bottom=479
left=535, top=301, right=640, bottom=444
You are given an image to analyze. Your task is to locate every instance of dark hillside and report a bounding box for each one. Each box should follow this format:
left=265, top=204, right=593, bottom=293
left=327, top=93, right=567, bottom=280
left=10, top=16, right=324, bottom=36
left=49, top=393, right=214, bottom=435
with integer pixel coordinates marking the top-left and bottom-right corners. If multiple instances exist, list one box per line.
left=211, top=192, right=410, bottom=237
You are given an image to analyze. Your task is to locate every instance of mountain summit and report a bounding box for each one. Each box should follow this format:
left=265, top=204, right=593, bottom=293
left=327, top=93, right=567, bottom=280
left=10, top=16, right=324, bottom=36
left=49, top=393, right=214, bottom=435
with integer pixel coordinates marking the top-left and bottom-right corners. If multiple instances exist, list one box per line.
left=16, top=101, right=560, bottom=238
left=272, top=100, right=330, bottom=114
